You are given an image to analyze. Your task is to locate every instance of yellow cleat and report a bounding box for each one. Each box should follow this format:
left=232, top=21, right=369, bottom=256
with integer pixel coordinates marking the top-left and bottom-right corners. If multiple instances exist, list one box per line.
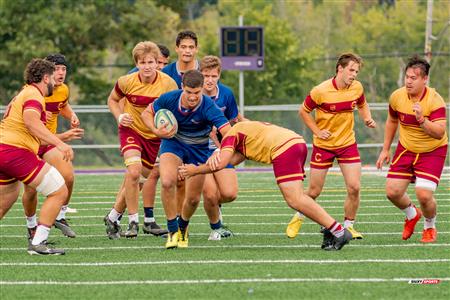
left=165, top=231, right=179, bottom=249
left=286, top=213, right=304, bottom=239
left=346, top=226, right=363, bottom=240
left=177, top=228, right=189, bottom=248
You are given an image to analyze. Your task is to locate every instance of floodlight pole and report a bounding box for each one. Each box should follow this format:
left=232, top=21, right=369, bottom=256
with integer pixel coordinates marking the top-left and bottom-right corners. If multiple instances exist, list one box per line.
left=424, top=0, right=433, bottom=64
left=239, top=15, right=245, bottom=117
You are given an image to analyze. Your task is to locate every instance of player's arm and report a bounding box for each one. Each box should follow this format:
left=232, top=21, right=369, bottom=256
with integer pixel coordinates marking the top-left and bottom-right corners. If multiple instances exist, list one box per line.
left=141, top=105, right=175, bottom=138
left=107, top=88, right=132, bottom=127
left=412, top=103, right=446, bottom=139
left=55, top=128, right=84, bottom=142
left=179, top=150, right=234, bottom=177
left=23, top=109, right=73, bottom=161
left=60, top=103, right=80, bottom=128
left=376, top=114, right=398, bottom=169
left=357, top=103, right=376, bottom=128
left=298, top=106, right=331, bottom=140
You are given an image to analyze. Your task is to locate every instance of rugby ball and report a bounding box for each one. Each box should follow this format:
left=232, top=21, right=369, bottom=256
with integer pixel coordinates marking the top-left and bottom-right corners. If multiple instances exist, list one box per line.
left=154, top=109, right=177, bottom=137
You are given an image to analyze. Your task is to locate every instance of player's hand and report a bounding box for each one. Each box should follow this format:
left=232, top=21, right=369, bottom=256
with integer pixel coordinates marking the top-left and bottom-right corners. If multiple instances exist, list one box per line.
left=364, top=118, right=376, bottom=128
left=118, top=113, right=133, bottom=127
left=376, top=149, right=390, bottom=170
left=45, top=111, right=52, bottom=123
left=317, top=129, right=331, bottom=140
left=412, top=103, right=423, bottom=120
left=154, top=123, right=176, bottom=139
left=178, top=164, right=197, bottom=178
left=207, top=150, right=221, bottom=171
left=56, top=143, right=74, bottom=162
left=71, top=114, right=80, bottom=128
left=62, top=128, right=84, bottom=142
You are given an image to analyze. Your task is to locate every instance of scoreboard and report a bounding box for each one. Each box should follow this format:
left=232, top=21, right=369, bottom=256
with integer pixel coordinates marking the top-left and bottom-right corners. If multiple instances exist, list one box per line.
left=220, top=26, right=264, bottom=71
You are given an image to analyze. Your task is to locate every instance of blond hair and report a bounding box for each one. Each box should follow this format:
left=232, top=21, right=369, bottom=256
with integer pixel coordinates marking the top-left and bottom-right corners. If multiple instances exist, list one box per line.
left=200, top=55, right=221, bottom=73
left=132, top=41, right=161, bottom=64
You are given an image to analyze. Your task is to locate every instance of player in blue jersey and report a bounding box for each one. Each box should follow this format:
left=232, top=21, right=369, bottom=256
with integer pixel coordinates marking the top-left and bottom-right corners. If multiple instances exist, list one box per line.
left=142, top=70, right=231, bottom=249
left=162, top=31, right=199, bottom=88
left=200, top=56, right=247, bottom=240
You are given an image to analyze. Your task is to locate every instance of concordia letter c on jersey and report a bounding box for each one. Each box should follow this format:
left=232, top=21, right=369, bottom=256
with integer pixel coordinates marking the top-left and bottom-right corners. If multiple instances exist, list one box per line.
left=127, top=137, right=135, bottom=144
left=315, top=153, right=322, bottom=162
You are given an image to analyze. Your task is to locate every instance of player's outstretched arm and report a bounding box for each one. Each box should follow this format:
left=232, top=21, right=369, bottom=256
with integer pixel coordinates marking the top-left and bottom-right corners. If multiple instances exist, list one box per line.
left=376, top=115, right=398, bottom=169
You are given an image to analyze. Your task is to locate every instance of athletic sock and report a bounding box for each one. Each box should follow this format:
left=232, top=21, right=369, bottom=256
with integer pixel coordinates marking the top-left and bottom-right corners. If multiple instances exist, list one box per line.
left=108, top=208, right=122, bottom=223
left=297, top=212, right=305, bottom=219
left=343, top=217, right=355, bottom=228
left=32, top=224, right=50, bottom=245
left=128, top=213, right=139, bottom=224
left=328, top=221, right=344, bottom=238
left=178, top=217, right=189, bottom=232
left=167, top=218, right=178, bottom=233
left=402, top=203, right=417, bottom=220
left=424, top=216, right=436, bottom=229
left=144, top=207, right=155, bottom=223
left=26, top=214, right=37, bottom=228
left=210, top=220, right=222, bottom=230
left=56, top=205, right=67, bottom=221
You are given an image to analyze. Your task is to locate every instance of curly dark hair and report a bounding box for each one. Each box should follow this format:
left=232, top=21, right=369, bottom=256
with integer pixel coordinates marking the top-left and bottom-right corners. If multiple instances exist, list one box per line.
left=45, top=53, right=67, bottom=66
left=405, top=55, right=430, bottom=77
left=24, top=58, right=55, bottom=84
left=176, top=30, right=198, bottom=47
left=157, top=44, right=170, bottom=58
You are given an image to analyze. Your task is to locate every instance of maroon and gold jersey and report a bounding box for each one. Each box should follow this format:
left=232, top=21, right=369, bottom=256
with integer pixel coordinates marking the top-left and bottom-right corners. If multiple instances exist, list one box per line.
left=389, top=87, right=447, bottom=153
left=45, top=83, right=69, bottom=133
left=0, top=84, right=47, bottom=153
left=220, top=121, right=305, bottom=164
left=114, top=71, right=177, bottom=139
left=303, top=78, right=366, bottom=150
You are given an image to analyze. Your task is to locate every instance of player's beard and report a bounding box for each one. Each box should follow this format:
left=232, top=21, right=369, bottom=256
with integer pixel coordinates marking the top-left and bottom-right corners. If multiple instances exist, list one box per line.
left=47, top=82, right=54, bottom=97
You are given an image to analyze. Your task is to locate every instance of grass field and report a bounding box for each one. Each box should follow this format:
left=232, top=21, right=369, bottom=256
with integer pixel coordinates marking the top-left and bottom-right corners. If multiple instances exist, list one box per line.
left=0, top=171, right=449, bottom=299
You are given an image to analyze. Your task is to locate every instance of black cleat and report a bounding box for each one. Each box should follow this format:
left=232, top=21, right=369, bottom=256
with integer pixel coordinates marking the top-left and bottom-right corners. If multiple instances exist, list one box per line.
left=124, top=221, right=139, bottom=238
left=143, top=222, right=169, bottom=236
left=103, top=215, right=121, bottom=240
left=54, top=218, right=76, bottom=238
left=323, top=228, right=352, bottom=251
left=320, top=227, right=334, bottom=249
left=28, top=240, right=65, bottom=255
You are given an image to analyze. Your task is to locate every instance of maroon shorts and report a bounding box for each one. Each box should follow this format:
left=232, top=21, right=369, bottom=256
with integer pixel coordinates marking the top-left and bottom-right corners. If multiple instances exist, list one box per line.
left=37, top=145, right=56, bottom=158
left=273, top=143, right=307, bottom=184
left=0, top=144, right=46, bottom=185
left=387, top=143, right=447, bottom=185
left=119, top=126, right=161, bottom=169
left=310, top=143, right=361, bottom=169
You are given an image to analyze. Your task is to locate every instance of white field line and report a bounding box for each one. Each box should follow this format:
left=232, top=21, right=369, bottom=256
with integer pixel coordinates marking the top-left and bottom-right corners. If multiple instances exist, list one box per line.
left=1, top=244, right=450, bottom=251
left=2, top=232, right=450, bottom=238
left=4, top=212, right=450, bottom=220
left=1, top=220, right=450, bottom=227
left=1, top=277, right=450, bottom=285
left=1, top=258, right=448, bottom=267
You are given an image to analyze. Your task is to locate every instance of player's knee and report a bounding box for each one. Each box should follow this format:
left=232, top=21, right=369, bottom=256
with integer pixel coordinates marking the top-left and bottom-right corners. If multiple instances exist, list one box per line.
left=160, top=177, right=176, bottom=190
left=385, top=183, right=403, bottom=201
left=308, top=188, right=321, bottom=199
left=36, top=167, right=66, bottom=197
left=126, top=167, right=142, bottom=182
left=346, top=183, right=360, bottom=197
left=185, top=196, right=201, bottom=207
left=220, top=189, right=237, bottom=202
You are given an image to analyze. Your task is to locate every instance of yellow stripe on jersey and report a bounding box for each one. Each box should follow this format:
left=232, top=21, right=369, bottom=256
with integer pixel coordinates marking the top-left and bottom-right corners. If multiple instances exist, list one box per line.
left=114, top=71, right=178, bottom=139
left=389, top=87, right=448, bottom=153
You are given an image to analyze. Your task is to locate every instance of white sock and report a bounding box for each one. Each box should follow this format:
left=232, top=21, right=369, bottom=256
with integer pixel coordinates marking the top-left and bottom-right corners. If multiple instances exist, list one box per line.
left=56, top=205, right=68, bottom=221
left=144, top=217, right=155, bottom=223
left=402, top=204, right=417, bottom=220
left=31, top=225, right=50, bottom=245
left=424, top=216, right=436, bottom=229
left=344, top=219, right=355, bottom=228
left=26, top=215, right=37, bottom=228
left=296, top=212, right=305, bottom=219
left=129, top=213, right=139, bottom=224
left=108, top=208, right=122, bottom=222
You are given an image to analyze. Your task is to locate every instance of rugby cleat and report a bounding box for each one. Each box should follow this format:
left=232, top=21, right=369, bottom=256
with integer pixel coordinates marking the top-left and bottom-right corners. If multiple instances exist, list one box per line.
left=346, top=226, right=363, bottom=240
left=165, top=231, right=179, bottom=249
left=124, top=221, right=139, bottom=239
left=177, top=228, right=189, bottom=248
left=208, top=226, right=233, bottom=241
left=54, top=218, right=76, bottom=238
left=286, top=213, right=304, bottom=239
left=323, top=228, right=352, bottom=251
left=402, top=207, right=422, bottom=240
left=103, top=215, right=121, bottom=240
left=28, top=240, right=65, bottom=255
left=27, top=226, right=37, bottom=243
left=420, top=228, right=437, bottom=243
left=320, top=227, right=334, bottom=249
left=143, top=222, right=169, bottom=236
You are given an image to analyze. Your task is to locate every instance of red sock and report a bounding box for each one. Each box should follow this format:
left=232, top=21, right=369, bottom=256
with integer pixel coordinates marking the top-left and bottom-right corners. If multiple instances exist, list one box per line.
left=328, top=221, right=344, bottom=238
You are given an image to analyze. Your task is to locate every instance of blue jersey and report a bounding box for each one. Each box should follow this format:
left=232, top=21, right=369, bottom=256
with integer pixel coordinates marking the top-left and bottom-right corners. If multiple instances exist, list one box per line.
left=152, top=90, right=229, bottom=146
left=211, top=83, right=238, bottom=121
left=162, top=60, right=199, bottom=89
